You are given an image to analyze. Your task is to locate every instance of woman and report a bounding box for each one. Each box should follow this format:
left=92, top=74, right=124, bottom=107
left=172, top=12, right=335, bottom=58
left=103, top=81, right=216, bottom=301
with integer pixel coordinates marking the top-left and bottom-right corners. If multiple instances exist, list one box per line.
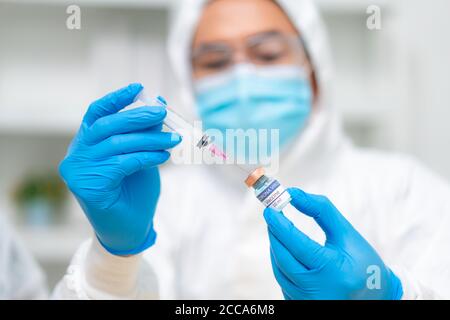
left=55, top=0, right=450, bottom=299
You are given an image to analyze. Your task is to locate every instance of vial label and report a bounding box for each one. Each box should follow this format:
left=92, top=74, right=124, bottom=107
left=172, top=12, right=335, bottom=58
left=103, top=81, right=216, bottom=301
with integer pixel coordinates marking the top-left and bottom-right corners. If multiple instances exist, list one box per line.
left=261, top=185, right=285, bottom=207
left=257, top=180, right=280, bottom=202
left=257, top=179, right=291, bottom=211
left=269, top=190, right=291, bottom=212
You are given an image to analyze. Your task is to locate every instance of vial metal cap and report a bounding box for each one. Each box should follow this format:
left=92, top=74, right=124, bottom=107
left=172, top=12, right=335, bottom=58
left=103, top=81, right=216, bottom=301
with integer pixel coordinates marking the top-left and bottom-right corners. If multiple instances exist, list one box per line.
left=245, top=167, right=266, bottom=188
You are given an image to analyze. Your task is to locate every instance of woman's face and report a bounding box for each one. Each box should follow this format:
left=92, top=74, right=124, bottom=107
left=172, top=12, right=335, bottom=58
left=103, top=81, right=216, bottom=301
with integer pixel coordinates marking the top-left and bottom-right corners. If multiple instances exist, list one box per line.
left=191, top=0, right=317, bottom=98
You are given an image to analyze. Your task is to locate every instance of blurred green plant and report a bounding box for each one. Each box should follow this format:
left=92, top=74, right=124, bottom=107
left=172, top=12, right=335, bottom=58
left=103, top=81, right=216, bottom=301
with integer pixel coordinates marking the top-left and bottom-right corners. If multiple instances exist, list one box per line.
left=12, top=172, right=68, bottom=225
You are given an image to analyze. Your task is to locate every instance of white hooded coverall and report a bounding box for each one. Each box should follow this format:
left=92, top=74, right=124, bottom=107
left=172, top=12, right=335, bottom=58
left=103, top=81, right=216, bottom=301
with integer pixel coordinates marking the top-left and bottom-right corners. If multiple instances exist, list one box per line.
left=52, top=0, right=450, bottom=299
left=0, top=213, right=47, bottom=299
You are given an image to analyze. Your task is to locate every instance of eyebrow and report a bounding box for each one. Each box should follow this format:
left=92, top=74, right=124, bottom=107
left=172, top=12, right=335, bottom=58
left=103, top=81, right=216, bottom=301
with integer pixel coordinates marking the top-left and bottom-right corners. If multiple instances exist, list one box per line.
left=193, top=30, right=284, bottom=50
left=249, top=30, right=283, bottom=40
left=191, top=42, right=231, bottom=62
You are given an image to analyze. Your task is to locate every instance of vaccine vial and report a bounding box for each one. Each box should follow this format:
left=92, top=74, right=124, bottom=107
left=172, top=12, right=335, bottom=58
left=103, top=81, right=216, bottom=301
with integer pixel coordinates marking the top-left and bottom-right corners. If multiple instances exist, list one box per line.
left=245, top=168, right=291, bottom=212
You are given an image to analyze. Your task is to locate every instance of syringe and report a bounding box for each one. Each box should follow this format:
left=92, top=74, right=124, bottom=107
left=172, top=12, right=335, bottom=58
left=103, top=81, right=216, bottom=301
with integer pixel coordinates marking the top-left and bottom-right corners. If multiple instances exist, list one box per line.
left=135, top=90, right=253, bottom=174
left=136, top=90, right=290, bottom=211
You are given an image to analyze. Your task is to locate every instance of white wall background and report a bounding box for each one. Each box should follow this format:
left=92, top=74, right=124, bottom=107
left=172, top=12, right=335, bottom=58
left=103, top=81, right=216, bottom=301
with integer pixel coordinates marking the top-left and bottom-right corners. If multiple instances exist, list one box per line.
left=395, top=0, right=450, bottom=179
left=0, top=0, right=449, bottom=288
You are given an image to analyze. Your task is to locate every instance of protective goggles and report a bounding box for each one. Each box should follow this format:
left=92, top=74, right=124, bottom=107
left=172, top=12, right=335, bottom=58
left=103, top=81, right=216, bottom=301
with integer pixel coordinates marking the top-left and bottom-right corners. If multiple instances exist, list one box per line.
left=191, top=31, right=310, bottom=77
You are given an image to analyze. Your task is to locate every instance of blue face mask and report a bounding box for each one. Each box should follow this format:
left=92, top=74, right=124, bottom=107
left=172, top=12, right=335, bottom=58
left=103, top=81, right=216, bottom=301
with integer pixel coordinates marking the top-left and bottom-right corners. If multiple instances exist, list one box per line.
left=194, top=64, right=312, bottom=163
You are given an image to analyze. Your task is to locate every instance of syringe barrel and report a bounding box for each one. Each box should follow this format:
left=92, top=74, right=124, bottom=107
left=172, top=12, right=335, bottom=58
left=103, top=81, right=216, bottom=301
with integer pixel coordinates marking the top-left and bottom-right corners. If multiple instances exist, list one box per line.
left=164, top=107, right=192, bottom=135
left=135, top=91, right=253, bottom=172
left=136, top=92, right=196, bottom=137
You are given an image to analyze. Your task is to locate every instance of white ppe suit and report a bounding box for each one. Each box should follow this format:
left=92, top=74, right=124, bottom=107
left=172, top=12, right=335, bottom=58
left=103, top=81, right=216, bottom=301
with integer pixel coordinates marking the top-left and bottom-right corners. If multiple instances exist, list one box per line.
left=0, top=213, right=47, bottom=299
left=53, top=0, right=450, bottom=299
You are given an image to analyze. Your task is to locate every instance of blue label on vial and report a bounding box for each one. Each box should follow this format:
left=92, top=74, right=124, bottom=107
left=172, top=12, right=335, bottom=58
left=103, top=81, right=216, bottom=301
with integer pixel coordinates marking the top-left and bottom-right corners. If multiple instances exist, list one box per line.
left=257, top=180, right=281, bottom=202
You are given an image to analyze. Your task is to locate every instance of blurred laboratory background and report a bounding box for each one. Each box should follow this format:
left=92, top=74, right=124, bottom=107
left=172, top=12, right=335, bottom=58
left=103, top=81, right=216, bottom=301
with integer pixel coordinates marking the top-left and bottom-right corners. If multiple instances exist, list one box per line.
left=0, top=0, right=450, bottom=289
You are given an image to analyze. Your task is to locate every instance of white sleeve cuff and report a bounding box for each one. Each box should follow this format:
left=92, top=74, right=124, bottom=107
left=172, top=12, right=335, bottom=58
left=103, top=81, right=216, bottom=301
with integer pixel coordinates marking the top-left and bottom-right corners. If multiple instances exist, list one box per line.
left=55, top=237, right=159, bottom=300
left=390, top=265, right=442, bottom=300
left=82, top=237, right=142, bottom=299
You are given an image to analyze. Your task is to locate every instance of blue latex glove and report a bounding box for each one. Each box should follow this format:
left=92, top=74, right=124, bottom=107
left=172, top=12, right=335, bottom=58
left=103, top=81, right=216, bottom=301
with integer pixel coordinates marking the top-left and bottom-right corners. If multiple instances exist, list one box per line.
left=59, top=83, right=182, bottom=256
left=264, top=187, right=403, bottom=300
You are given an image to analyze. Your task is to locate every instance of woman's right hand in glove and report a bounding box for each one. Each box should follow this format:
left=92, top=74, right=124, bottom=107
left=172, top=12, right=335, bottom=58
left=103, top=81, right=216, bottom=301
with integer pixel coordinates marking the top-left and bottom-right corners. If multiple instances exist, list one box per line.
left=59, top=83, right=182, bottom=256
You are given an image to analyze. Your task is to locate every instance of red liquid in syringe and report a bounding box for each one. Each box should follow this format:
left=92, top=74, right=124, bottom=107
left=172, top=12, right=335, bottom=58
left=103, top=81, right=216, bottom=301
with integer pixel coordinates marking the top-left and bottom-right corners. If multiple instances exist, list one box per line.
left=209, top=144, right=227, bottom=160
